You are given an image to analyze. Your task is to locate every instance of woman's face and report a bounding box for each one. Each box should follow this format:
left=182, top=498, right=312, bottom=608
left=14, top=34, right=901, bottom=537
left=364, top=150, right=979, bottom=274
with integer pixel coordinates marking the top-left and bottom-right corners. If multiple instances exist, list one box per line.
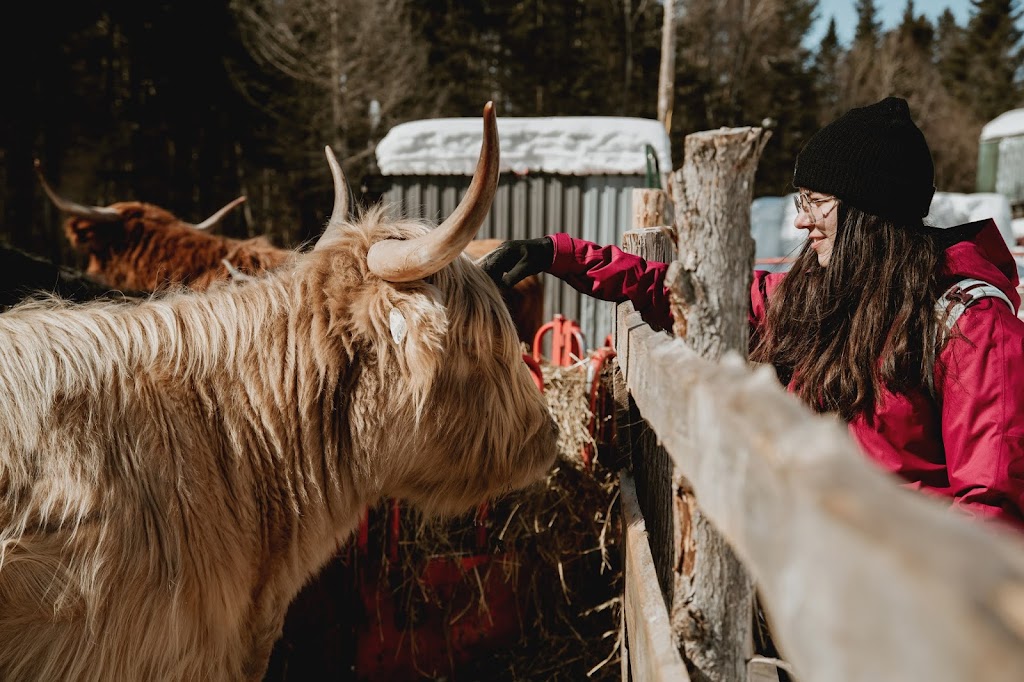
left=793, top=189, right=839, bottom=267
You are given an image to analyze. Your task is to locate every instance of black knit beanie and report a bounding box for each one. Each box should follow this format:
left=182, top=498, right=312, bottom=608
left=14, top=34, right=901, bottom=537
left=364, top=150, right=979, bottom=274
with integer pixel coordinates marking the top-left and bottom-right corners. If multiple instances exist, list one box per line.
left=793, top=96, right=935, bottom=222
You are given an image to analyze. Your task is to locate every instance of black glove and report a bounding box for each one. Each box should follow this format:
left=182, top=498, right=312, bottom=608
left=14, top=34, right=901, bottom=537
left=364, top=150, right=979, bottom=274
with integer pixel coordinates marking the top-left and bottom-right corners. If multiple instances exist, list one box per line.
left=477, top=237, right=554, bottom=288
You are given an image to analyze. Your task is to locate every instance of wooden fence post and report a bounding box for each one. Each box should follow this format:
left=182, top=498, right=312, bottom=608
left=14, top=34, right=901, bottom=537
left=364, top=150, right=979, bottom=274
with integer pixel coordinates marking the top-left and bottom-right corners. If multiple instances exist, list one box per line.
left=668, top=127, right=767, bottom=356
left=619, top=189, right=679, bottom=605
left=616, top=188, right=689, bottom=682
left=666, top=126, right=770, bottom=681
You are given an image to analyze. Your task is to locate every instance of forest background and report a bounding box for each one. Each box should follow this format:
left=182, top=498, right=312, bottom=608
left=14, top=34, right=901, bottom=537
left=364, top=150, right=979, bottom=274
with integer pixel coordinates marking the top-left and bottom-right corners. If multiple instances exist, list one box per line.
left=1, top=0, right=1021, bottom=267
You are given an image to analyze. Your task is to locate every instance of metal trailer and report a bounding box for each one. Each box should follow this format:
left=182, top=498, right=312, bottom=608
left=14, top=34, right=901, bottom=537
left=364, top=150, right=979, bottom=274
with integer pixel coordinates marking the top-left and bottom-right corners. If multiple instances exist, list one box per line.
left=978, top=108, right=1024, bottom=216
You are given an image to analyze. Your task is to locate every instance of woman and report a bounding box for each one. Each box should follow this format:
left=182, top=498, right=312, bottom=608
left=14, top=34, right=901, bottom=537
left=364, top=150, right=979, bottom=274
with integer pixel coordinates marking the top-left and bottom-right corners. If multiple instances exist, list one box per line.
left=480, top=96, right=1024, bottom=532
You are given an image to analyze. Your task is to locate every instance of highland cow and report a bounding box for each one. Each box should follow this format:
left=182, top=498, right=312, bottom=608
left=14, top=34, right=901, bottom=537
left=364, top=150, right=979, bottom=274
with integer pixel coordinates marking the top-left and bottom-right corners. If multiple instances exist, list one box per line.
left=35, top=161, right=286, bottom=291
left=0, top=103, right=557, bottom=681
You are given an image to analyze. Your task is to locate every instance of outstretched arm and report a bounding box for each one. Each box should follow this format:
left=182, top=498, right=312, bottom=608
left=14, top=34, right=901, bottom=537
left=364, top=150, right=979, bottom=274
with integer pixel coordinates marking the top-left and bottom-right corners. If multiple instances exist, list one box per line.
left=479, top=234, right=673, bottom=331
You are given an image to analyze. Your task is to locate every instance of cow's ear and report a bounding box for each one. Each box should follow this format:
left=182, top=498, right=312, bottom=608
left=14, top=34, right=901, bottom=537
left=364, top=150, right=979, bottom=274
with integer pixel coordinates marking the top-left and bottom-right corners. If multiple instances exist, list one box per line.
left=385, top=293, right=446, bottom=355
left=382, top=292, right=447, bottom=412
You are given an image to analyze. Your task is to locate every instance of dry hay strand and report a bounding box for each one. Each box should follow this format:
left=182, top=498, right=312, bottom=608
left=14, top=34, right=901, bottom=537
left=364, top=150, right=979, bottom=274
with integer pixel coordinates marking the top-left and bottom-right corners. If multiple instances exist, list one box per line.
left=357, top=357, right=623, bottom=680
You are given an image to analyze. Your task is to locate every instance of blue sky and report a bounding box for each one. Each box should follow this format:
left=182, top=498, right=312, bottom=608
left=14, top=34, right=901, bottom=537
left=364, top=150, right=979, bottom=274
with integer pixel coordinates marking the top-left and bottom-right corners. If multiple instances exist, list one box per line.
left=808, top=0, right=976, bottom=46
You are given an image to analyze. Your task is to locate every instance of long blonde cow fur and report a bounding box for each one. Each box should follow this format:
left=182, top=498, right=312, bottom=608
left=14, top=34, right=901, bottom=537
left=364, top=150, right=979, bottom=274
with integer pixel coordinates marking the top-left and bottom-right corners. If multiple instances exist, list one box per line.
left=0, top=103, right=557, bottom=681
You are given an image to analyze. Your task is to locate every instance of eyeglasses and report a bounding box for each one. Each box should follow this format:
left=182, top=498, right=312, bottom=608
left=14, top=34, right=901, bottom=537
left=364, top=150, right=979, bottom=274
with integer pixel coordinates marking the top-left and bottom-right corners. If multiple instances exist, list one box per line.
left=793, top=191, right=838, bottom=224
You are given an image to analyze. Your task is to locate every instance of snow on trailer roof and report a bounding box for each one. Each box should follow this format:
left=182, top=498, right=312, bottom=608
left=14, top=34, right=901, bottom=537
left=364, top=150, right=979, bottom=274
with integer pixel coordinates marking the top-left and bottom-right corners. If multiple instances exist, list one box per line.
left=374, top=116, right=672, bottom=176
left=981, top=109, right=1024, bottom=141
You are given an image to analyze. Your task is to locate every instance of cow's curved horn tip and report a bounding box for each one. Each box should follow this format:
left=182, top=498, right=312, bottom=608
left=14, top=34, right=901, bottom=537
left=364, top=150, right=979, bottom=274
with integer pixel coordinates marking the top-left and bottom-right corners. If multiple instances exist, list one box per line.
left=484, top=101, right=495, bottom=117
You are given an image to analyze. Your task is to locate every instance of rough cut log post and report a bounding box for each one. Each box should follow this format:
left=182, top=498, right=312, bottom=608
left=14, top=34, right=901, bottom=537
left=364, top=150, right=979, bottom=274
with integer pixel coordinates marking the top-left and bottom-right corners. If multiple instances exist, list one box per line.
left=625, top=189, right=676, bottom=265
left=631, top=189, right=672, bottom=235
left=668, top=127, right=768, bottom=354
left=666, top=126, right=770, bottom=682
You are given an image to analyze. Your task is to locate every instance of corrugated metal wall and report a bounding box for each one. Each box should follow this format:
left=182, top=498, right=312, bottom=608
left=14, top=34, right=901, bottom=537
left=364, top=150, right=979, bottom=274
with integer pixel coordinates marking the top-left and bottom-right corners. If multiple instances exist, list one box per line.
left=996, top=136, right=1024, bottom=207
left=383, top=174, right=651, bottom=354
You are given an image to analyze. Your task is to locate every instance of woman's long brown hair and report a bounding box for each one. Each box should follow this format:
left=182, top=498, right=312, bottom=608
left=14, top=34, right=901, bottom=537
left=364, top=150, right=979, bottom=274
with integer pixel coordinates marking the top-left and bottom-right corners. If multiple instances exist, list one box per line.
left=749, top=205, right=945, bottom=421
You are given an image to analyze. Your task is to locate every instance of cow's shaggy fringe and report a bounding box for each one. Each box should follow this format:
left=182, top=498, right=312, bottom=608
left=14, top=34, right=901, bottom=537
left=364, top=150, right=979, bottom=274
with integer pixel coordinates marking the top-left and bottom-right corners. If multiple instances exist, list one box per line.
left=0, top=205, right=556, bottom=682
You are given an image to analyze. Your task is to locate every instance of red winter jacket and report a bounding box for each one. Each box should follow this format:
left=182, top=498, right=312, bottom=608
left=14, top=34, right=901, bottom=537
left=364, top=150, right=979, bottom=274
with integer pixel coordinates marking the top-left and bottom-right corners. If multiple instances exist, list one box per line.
left=547, top=221, right=1024, bottom=532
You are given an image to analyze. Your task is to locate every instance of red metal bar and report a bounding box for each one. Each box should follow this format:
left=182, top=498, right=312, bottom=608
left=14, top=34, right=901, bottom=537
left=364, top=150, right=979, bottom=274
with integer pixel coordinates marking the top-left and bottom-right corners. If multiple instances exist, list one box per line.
left=533, top=314, right=586, bottom=367
left=522, top=353, right=545, bottom=393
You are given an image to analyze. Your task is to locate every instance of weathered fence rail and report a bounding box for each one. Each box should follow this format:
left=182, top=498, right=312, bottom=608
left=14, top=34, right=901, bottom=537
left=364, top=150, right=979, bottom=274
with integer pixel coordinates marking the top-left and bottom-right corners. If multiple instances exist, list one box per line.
left=620, top=471, right=691, bottom=681
left=615, top=128, right=1024, bottom=682
left=616, top=299, right=1024, bottom=682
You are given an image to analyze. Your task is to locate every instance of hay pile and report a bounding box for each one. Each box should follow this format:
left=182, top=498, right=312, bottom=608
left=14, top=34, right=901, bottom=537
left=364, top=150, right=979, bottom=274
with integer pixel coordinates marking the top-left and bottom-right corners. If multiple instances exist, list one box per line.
left=360, top=358, right=623, bottom=681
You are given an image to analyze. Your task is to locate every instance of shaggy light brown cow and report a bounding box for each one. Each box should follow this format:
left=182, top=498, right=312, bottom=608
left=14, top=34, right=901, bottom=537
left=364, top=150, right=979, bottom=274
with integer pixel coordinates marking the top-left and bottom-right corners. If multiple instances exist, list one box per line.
left=38, top=167, right=547, bottom=344
left=0, top=103, right=557, bottom=681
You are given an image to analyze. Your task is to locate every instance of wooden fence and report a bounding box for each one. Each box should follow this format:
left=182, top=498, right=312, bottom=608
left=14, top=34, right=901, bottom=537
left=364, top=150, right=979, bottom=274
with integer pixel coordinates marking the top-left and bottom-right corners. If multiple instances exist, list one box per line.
left=612, top=128, right=1024, bottom=682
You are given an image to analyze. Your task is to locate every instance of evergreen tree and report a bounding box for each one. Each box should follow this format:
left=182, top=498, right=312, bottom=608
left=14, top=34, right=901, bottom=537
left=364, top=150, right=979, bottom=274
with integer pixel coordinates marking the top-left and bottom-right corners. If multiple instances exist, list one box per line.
left=836, top=0, right=882, bottom=112
left=674, top=0, right=818, bottom=194
left=408, top=0, right=494, bottom=116
left=877, top=9, right=979, bottom=193
left=853, top=0, right=881, bottom=47
left=4, top=0, right=260, bottom=259
left=411, top=0, right=661, bottom=118
left=672, top=0, right=718, bottom=134
left=935, top=8, right=969, bottom=96
left=898, top=0, right=935, bottom=52
left=500, top=0, right=661, bottom=117
left=813, top=18, right=844, bottom=123
left=961, top=0, right=1024, bottom=120
left=753, top=0, right=820, bottom=195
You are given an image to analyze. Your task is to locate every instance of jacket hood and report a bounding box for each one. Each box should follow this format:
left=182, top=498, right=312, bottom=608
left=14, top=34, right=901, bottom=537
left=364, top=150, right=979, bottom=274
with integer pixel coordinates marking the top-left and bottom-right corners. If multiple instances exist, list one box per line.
left=938, top=218, right=1020, bottom=310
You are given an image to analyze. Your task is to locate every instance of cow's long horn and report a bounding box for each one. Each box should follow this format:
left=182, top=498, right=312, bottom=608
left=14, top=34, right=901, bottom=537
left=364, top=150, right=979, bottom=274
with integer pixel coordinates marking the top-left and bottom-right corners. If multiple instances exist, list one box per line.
left=366, top=101, right=499, bottom=282
left=190, top=196, right=247, bottom=231
left=33, top=159, right=122, bottom=222
left=324, top=146, right=349, bottom=224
